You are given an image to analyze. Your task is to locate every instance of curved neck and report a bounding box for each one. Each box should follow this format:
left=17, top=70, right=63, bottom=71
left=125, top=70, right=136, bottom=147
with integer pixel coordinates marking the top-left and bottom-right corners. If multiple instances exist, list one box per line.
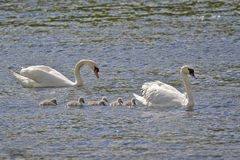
left=181, top=72, right=194, bottom=108
left=73, top=60, right=95, bottom=86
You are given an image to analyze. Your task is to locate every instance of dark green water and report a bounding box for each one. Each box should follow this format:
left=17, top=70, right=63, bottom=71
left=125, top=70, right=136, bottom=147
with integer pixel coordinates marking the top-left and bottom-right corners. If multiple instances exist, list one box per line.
left=0, top=1, right=239, bottom=159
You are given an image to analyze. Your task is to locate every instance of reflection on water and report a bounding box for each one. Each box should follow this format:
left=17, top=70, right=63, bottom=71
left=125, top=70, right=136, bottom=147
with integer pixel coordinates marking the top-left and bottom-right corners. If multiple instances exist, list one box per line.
left=0, top=0, right=239, bottom=159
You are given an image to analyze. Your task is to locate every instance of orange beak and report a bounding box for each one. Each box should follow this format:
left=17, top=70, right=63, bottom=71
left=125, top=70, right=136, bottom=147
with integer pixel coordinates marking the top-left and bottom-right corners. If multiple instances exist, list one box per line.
left=94, top=70, right=100, bottom=78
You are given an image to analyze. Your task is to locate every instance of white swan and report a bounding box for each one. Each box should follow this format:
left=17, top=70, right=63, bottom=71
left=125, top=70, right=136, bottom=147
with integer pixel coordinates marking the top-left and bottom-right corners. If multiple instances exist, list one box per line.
left=11, top=59, right=100, bottom=88
left=133, top=65, right=196, bottom=108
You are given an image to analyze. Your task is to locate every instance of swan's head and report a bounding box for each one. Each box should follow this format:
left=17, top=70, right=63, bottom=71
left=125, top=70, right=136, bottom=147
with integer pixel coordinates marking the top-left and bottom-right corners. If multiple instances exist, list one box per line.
left=78, top=59, right=100, bottom=78
left=78, top=97, right=85, bottom=104
left=93, top=66, right=100, bottom=78
left=181, top=65, right=196, bottom=78
left=102, top=96, right=108, bottom=103
left=117, top=97, right=124, bottom=104
left=88, top=60, right=100, bottom=78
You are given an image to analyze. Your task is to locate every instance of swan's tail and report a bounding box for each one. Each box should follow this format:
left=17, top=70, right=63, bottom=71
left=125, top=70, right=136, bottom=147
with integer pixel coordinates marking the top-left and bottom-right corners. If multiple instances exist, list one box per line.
left=10, top=70, right=21, bottom=79
left=133, top=93, right=147, bottom=106
left=10, top=70, right=39, bottom=87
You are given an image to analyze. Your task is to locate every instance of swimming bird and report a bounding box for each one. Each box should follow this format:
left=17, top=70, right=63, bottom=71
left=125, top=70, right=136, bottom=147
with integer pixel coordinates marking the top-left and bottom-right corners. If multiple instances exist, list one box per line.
left=123, top=98, right=137, bottom=107
left=98, top=100, right=108, bottom=106
left=66, top=97, right=85, bottom=108
left=88, top=96, right=108, bottom=106
left=39, top=98, right=57, bottom=106
left=133, top=65, right=196, bottom=109
left=11, top=59, right=100, bottom=88
left=110, top=97, right=124, bottom=106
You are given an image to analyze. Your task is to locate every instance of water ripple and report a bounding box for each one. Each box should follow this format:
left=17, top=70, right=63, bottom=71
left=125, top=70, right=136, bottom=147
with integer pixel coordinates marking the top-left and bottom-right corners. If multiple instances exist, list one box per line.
left=0, top=0, right=239, bottom=159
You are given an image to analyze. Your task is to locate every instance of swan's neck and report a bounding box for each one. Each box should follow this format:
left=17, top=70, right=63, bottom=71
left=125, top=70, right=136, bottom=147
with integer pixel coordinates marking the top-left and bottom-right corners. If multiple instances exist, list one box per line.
left=73, top=60, right=95, bottom=86
left=181, top=72, right=194, bottom=108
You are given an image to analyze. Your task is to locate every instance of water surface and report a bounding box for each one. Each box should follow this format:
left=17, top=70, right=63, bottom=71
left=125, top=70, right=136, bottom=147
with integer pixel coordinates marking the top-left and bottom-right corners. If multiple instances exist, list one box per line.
left=0, top=0, right=239, bottom=159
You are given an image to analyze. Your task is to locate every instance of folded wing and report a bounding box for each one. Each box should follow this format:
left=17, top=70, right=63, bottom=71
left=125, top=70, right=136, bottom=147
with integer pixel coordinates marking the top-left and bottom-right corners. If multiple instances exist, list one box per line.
left=20, top=65, right=73, bottom=87
left=141, top=81, right=185, bottom=107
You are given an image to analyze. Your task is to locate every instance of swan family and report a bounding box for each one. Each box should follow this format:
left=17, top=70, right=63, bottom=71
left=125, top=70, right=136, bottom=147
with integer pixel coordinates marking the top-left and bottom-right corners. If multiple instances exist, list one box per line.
left=12, top=59, right=196, bottom=108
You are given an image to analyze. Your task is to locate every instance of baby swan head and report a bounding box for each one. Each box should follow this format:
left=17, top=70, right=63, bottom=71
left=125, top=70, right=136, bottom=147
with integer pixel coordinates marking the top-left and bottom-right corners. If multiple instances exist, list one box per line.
left=131, top=98, right=137, bottom=106
left=117, top=97, right=124, bottom=104
left=51, top=99, right=57, bottom=105
left=78, top=97, right=85, bottom=104
left=180, top=65, right=196, bottom=78
left=101, top=96, right=108, bottom=103
left=98, top=100, right=108, bottom=106
left=98, top=96, right=108, bottom=106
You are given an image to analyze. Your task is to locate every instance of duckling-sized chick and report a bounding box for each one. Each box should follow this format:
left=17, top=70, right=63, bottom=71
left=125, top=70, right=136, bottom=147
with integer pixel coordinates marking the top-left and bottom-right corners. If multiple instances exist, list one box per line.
left=97, top=99, right=108, bottom=106
left=110, top=97, right=123, bottom=107
left=39, top=98, right=57, bottom=106
left=123, top=98, right=137, bottom=107
left=88, top=96, right=108, bottom=106
left=66, top=97, right=85, bottom=108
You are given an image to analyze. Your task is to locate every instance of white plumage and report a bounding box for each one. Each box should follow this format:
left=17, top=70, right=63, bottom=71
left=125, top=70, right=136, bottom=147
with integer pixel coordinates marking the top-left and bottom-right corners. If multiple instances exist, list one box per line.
left=11, top=59, right=99, bottom=88
left=133, top=65, right=195, bottom=108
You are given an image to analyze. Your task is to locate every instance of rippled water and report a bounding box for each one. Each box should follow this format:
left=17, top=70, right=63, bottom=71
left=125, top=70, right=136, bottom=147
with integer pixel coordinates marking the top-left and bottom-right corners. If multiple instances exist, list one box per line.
left=0, top=0, right=239, bottom=159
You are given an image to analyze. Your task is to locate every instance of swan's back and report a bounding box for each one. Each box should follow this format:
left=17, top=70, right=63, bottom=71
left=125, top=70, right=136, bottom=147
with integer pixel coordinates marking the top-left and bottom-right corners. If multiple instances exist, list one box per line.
left=139, top=81, right=186, bottom=107
left=20, top=65, right=73, bottom=87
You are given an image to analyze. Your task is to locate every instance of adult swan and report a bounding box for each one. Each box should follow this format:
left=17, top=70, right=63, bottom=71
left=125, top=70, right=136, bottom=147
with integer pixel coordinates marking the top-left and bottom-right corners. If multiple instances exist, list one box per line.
left=12, top=59, right=100, bottom=88
left=133, top=65, right=196, bottom=108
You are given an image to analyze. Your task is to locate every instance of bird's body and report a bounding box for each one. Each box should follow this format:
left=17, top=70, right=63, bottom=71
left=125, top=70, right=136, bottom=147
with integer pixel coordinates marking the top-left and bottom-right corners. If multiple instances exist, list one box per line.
left=123, top=98, right=137, bottom=107
left=11, top=59, right=99, bottom=88
left=133, top=65, right=195, bottom=108
left=66, top=97, right=85, bottom=108
left=110, top=97, right=124, bottom=107
left=88, top=97, right=108, bottom=106
left=39, top=98, right=57, bottom=106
